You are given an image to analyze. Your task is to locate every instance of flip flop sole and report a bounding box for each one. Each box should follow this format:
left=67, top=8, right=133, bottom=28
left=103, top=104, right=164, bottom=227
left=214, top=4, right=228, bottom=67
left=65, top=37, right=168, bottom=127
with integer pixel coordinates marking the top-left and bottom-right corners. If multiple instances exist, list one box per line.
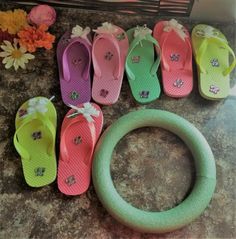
left=57, top=32, right=91, bottom=105
left=154, top=21, right=193, bottom=98
left=92, top=26, right=129, bottom=105
left=192, top=24, right=230, bottom=100
left=14, top=97, right=57, bottom=187
left=58, top=103, right=103, bottom=195
left=126, top=27, right=161, bottom=104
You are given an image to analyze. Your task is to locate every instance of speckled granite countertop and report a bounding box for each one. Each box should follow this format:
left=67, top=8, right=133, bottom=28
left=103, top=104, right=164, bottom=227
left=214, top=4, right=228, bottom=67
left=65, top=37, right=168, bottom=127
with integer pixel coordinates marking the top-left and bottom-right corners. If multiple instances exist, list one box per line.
left=0, top=4, right=236, bottom=239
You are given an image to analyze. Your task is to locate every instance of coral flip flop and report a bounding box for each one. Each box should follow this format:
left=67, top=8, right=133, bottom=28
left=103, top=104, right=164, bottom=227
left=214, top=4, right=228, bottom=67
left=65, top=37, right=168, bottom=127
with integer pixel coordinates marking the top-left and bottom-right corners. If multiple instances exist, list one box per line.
left=192, top=24, right=236, bottom=99
left=57, top=102, right=103, bottom=195
left=92, top=22, right=129, bottom=105
left=125, top=25, right=161, bottom=104
left=57, top=25, right=92, bottom=106
left=13, top=96, right=57, bottom=187
left=154, top=19, right=193, bottom=98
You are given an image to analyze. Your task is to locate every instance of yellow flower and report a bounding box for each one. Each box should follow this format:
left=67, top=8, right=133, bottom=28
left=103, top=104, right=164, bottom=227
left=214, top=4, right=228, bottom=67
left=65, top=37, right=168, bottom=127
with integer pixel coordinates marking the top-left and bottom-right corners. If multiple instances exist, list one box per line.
left=0, top=9, right=28, bottom=34
left=0, top=39, right=35, bottom=71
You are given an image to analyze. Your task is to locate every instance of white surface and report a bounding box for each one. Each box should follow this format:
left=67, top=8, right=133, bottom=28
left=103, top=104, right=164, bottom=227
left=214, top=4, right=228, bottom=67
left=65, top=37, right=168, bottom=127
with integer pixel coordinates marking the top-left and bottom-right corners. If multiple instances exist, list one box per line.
left=190, top=0, right=236, bottom=22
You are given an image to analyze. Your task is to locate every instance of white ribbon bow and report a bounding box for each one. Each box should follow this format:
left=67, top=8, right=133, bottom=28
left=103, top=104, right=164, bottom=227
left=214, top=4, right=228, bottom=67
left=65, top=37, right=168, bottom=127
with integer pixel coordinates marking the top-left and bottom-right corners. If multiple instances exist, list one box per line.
left=163, top=19, right=187, bottom=41
left=93, top=22, right=118, bottom=34
left=71, top=25, right=91, bottom=39
left=67, top=103, right=100, bottom=122
left=195, top=26, right=227, bottom=42
left=134, top=24, right=152, bottom=40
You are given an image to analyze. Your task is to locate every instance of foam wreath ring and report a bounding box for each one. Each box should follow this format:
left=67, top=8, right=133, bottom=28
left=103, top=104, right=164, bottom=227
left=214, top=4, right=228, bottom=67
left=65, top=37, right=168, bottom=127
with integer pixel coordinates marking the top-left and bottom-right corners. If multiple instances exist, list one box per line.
left=92, top=110, right=216, bottom=233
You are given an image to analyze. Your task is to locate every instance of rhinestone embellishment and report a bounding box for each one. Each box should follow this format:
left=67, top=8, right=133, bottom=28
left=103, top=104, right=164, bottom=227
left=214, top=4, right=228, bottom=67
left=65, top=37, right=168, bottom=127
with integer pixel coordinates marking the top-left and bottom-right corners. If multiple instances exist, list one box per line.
left=19, top=109, right=27, bottom=118
left=209, top=85, right=220, bottom=94
left=72, top=58, right=82, bottom=65
left=139, top=91, right=149, bottom=98
left=32, top=131, right=42, bottom=140
left=100, top=89, right=109, bottom=98
left=132, top=56, right=140, bottom=63
left=170, top=53, right=180, bottom=62
left=173, top=79, right=184, bottom=88
left=70, top=91, right=79, bottom=100
left=105, top=52, right=113, bottom=60
left=74, top=136, right=82, bottom=145
left=116, top=32, right=126, bottom=41
left=65, top=175, right=76, bottom=186
left=211, top=58, right=220, bottom=67
left=35, top=167, right=45, bottom=176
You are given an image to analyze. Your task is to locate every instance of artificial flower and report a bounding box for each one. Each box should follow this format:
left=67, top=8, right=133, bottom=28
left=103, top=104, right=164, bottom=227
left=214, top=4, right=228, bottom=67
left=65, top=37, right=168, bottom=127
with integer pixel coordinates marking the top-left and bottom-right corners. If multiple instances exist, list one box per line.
left=27, top=5, right=56, bottom=27
left=27, top=98, right=48, bottom=114
left=0, top=39, right=35, bottom=71
left=18, top=24, right=55, bottom=52
left=67, top=103, right=100, bottom=122
left=71, top=25, right=90, bottom=39
left=0, top=9, right=28, bottom=34
left=0, top=29, right=15, bottom=43
left=163, top=19, right=186, bottom=41
left=134, top=25, right=152, bottom=39
left=93, top=22, right=118, bottom=34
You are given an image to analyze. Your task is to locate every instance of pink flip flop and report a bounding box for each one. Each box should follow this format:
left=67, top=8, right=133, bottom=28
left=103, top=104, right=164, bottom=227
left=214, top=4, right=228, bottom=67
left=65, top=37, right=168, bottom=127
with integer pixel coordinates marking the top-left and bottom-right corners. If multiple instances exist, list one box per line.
left=57, top=26, right=92, bottom=106
left=57, top=102, right=103, bottom=195
left=153, top=19, right=193, bottom=98
left=92, top=22, right=129, bottom=105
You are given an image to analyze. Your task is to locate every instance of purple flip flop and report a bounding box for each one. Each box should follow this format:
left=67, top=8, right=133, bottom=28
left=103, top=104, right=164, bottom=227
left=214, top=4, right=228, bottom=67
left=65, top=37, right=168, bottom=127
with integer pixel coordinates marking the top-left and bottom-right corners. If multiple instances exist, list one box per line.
left=57, top=26, right=92, bottom=106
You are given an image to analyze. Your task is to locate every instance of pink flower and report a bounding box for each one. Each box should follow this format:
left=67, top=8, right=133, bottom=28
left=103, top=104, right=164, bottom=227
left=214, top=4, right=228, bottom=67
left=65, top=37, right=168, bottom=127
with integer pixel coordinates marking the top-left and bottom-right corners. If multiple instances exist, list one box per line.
left=27, top=5, right=56, bottom=27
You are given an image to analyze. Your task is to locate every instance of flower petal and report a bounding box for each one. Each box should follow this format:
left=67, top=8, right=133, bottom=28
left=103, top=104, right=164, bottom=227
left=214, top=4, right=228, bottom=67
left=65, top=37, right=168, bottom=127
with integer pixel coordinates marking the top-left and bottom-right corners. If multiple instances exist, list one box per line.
left=29, top=98, right=37, bottom=106
left=17, top=58, right=26, bottom=69
left=20, top=46, right=27, bottom=53
left=3, top=40, right=12, bottom=47
left=2, top=56, right=13, bottom=64
left=5, top=58, right=14, bottom=69
left=0, top=45, right=12, bottom=53
left=27, top=107, right=35, bottom=114
left=13, top=60, right=19, bottom=71
left=0, top=51, right=11, bottom=57
left=38, top=98, right=48, bottom=105
left=24, top=53, right=35, bottom=60
left=3, top=41, right=14, bottom=51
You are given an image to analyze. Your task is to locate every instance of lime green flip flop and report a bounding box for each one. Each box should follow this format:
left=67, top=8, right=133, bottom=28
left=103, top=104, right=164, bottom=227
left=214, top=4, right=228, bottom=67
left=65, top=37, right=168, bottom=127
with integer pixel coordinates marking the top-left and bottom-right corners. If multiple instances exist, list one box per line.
left=125, top=25, right=161, bottom=104
left=13, top=97, right=57, bottom=187
left=192, top=24, right=236, bottom=100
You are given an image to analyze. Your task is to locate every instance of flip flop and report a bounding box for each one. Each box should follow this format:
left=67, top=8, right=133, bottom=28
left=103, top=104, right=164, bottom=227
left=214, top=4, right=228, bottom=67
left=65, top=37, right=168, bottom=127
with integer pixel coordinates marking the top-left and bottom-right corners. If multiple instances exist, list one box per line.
left=57, top=102, right=103, bottom=195
left=125, top=25, right=161, bottom=104
left=192, top=24, right=236, bottom=99
left=57, top=25, right=92, bottom=106
left=92, top=22, right=129, bottom=105
left=13, top=96, right=57, bottom=187
left=153, top=19, right=193, bottom=98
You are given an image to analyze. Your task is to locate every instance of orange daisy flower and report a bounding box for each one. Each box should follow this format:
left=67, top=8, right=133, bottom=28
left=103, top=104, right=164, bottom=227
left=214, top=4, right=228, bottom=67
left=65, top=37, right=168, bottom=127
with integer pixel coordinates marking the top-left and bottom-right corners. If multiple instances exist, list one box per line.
left=18, top=24, right=55, bottom=52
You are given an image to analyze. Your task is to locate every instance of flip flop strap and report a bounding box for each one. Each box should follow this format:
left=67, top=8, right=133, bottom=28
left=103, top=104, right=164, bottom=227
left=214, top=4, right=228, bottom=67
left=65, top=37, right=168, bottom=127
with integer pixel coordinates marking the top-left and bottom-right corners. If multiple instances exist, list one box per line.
left=62, top=37, right=91, bottom=82
left=197, top=37, right=236, bottom=76
left=161, top=29, right=192, bottom=71
left=125, top=34, right=161, bottom=80
left=92, top=33, right=122, bottom=80
left=60, top=116, right=96, bottom=163
left=13, top=113, right=55, bottom=161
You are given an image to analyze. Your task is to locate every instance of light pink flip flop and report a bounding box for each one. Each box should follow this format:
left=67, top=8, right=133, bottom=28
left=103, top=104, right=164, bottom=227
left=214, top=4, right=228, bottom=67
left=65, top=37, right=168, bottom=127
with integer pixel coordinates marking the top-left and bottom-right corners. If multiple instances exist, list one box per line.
left=57, top=26, right=92, bottom=106
left=57, top=103, right=103, bottom=195
left=154, top=19, right=193, bottom=98
left=92, top=22, right=129, bottom=105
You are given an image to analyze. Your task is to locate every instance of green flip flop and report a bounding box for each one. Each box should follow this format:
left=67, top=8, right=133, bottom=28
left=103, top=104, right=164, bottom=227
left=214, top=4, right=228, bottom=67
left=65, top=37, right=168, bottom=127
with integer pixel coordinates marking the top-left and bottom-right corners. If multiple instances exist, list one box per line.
left=13, top=96, right=57, bottom=187
left=192, top=24, right=236, bottom=100
left=125, top=25, right=161, bottom=104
